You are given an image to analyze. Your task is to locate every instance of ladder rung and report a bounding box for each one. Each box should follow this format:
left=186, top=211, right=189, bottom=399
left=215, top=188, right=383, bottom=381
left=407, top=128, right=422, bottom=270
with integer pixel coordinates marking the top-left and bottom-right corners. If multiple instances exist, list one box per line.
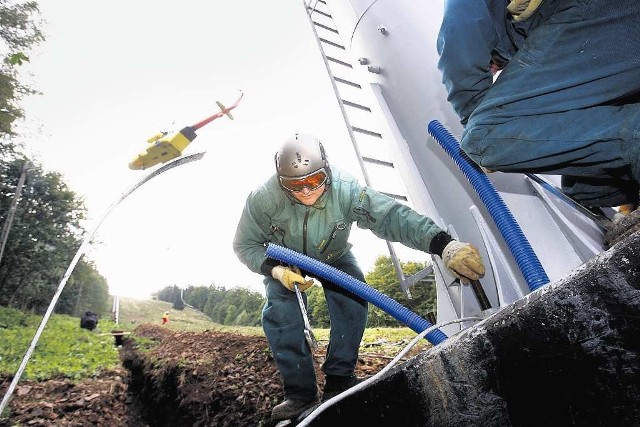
left=304, top=0, right=414, bottom=294
left=342, top=100, right=371, bottom=112
left=327, top=56, right=352, bottom=68
left=352, top=126, right=382, bottom=138
left=363, top=157, right=394, bottom=168
left=334, top=77, right=361, bottom=88
left=380, top=191, right=408, bottom=201
left=307, top=7, right=331, bottom=19
left=313, top=21, right=339, bottom=34
left=319, top=37, right=345, bottom=50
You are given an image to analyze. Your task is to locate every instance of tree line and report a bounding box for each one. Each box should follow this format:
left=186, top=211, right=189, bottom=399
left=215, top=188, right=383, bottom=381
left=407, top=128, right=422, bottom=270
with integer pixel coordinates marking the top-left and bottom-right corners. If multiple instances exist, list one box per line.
left=0, top=2, right=110, bottom=318
left=157, top=255, right=437, bottom=328
left=0, top=155, right=111, bottom=317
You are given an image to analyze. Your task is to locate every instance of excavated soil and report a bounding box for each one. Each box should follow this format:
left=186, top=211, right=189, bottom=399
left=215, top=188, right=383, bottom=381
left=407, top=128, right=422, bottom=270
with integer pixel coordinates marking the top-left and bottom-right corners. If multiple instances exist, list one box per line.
left=1, top=324, right=410, bottom=426
left=0, top=367, right=147, bottom=427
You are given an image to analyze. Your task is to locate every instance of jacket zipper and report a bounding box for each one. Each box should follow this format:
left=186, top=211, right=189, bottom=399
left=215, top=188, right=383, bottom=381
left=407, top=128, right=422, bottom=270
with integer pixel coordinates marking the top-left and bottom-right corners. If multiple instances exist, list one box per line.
left=303, top=207, right=310, bottom=255
left=270, top=225, right=285, bottom=245
left=320, top=222, right=346, bottom=254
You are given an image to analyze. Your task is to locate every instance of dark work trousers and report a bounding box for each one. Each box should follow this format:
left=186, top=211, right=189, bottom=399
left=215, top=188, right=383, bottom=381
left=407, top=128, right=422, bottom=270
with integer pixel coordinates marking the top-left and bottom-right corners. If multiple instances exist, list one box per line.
left=261, top=250, right=368, bottom=401
left=462, top=0, right=640, bottom=207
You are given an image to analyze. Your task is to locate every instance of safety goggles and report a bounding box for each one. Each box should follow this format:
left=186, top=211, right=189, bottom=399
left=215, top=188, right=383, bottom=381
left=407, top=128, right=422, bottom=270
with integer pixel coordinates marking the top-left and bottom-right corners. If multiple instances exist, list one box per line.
left=279, top=168, right=328, bottom=192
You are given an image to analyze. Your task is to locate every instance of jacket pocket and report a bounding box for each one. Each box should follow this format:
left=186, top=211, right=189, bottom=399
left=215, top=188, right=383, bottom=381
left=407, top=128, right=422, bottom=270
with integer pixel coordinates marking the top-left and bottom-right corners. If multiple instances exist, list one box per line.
left=269, top=224, right=286, bottom=246
left=319, top=220, right=348, bottom=255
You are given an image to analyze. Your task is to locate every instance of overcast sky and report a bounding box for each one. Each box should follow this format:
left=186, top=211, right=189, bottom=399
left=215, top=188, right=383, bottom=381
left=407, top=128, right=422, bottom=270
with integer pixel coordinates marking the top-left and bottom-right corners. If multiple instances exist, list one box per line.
left=18, top=0, right=428, bottom=299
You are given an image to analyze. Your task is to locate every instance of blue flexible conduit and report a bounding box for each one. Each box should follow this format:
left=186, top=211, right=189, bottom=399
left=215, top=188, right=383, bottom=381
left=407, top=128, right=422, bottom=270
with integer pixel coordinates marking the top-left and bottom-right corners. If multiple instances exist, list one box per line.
left=427, top=120, right=549, bottom=291
left=265, top=243, right=448, bottom=345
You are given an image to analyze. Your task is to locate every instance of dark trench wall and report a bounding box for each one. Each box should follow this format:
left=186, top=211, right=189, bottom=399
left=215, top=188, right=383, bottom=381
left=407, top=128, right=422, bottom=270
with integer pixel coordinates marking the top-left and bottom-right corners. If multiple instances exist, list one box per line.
left=309, top=232, right=640, bottom=426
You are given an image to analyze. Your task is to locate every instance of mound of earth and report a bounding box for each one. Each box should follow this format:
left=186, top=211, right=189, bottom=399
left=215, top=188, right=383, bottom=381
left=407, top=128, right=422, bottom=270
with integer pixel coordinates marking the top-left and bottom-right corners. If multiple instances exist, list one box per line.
left=0, top=367, right=147, bottom=427
left=121, top=324, right=391, bottom=426
left=1, top=324, right=417, bottom=426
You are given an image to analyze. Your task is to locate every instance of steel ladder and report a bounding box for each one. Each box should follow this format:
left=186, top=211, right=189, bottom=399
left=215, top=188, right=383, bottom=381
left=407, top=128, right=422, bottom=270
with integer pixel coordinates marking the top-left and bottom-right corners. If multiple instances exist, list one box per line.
left=302, top=0, right=434, bottom=300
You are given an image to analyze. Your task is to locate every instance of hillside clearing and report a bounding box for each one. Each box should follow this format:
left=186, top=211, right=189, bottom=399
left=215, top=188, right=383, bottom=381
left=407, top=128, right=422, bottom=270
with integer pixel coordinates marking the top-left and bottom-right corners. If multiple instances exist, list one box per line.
left=0, top=299, right=431, bottom=425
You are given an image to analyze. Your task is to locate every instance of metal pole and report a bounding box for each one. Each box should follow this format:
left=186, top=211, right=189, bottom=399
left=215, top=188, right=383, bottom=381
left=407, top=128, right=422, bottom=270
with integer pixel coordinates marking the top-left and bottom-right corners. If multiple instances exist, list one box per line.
left=470, top=280, right=492, bottom=311
left=0, top=163, right=29, bottom=266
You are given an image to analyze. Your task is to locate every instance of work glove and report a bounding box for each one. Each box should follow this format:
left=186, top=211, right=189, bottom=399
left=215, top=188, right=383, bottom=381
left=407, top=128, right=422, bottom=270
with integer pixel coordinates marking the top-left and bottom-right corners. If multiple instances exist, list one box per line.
left=442, top=240, right=486, bottom=283
left=507, top=0, right=543, bottom=21
left=271, top=265, right=315, bottom=292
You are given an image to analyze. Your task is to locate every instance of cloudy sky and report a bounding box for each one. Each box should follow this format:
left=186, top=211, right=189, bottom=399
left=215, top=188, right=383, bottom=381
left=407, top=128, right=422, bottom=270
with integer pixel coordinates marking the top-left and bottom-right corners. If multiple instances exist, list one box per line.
left=18, top=0, right=427, bottom=298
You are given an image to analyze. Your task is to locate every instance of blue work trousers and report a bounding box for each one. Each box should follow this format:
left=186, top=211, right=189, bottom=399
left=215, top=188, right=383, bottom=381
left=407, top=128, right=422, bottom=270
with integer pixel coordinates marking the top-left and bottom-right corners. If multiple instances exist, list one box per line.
left=463, top=0, right=640, bottom=207
left=261, top=250, right=368, bottom=401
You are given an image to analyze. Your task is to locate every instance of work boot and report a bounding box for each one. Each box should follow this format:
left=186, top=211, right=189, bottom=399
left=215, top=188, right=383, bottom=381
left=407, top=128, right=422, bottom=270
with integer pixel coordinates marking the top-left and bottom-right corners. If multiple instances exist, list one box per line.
left=604, top=205, right=640, bottom=249
left=271, top=397, right=320, bottom=421
left=321, top=374, right=365, bottom=402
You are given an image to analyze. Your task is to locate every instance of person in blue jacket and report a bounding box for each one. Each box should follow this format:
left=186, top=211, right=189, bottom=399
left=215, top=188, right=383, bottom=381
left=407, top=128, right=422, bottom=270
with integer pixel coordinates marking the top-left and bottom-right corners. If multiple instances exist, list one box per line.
left=437, top=0, right=640, bottom=246
left=233, top=133, right=485, bottom=421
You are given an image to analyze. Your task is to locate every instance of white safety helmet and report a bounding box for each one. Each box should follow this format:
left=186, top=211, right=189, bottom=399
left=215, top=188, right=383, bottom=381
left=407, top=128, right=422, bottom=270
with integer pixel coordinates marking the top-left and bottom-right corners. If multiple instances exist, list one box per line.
left=275, top=133, right=332, bottom=192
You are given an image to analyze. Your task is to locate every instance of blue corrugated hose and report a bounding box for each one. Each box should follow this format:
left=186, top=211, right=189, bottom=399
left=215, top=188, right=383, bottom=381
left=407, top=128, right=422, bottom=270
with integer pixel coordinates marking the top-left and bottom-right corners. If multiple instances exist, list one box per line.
left=265, top=243, right=448, bottom=345
left=427, top=120, right=549, bottom=291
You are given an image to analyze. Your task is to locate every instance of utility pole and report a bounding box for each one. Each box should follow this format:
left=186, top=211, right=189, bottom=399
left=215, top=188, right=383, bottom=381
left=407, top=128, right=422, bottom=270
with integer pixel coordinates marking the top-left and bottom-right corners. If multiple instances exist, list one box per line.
left=112, top=295, right=120, bottom=324
left=0, top=163, right=30, bottom=266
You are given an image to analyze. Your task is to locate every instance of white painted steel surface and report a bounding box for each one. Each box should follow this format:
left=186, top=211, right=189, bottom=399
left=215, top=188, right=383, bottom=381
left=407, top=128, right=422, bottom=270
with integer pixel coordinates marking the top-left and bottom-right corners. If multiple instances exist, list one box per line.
left=311, top=0, right=606, bottom=333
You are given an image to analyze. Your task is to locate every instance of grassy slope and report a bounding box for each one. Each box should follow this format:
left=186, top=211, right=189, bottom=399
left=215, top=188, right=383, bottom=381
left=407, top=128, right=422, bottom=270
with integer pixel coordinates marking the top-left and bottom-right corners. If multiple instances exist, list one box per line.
left=116, top=297, right=432, bottom=356
left=116, top=297, right=264, bottom=335
left=0, top=306, right=120, bottom=380
left=117, top=297, right=217, bottom=331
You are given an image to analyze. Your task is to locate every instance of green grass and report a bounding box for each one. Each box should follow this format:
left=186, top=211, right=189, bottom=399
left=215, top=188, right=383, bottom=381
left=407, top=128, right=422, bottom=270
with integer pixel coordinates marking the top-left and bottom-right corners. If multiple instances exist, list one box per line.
left=0, top=307, right=120, bottom=380
left=313, top=326, right=432, bottom=357
left=116, top=297, right=226, bottom=332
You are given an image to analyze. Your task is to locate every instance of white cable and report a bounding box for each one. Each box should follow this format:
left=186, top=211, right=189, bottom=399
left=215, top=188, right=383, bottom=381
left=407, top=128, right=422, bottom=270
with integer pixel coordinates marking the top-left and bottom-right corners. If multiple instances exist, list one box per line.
left=0, top=153, right=205, bottom=417
left=297, top=316, right=482, bottom=427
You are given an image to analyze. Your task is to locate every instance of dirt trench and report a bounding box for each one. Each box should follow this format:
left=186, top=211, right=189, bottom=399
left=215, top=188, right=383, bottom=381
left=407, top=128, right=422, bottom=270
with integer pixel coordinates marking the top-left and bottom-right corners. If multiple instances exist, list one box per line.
left=120, top=324, right=392, bottom=426
left=1, top=323, right=398, bottom=426
left=120, top=324, right=282, bottom=426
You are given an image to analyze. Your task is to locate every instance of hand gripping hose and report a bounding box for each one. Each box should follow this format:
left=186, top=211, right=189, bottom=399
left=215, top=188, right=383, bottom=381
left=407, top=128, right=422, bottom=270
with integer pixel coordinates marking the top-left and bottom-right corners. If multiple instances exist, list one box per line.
left=265, top=243, right=448, bottom=345
left=427, top=120, right=549, bottom=292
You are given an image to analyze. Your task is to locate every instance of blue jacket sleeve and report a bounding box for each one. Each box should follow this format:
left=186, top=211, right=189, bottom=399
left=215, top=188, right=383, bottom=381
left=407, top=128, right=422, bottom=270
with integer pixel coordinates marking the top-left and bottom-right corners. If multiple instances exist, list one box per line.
left=437, top=0, right=498, bottom=126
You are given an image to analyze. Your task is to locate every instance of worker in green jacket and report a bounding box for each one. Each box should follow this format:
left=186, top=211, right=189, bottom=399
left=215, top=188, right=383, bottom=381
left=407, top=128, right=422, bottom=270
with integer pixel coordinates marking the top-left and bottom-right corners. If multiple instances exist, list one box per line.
left=233, top=133, right=485, bottom=421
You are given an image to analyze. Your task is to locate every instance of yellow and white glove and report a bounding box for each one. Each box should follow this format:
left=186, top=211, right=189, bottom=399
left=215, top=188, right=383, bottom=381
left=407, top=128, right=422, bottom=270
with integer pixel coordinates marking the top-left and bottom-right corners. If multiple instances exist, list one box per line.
left=507, top=0, right=543, bottom=21
left=442, top=240, right=486, bottom=283
left=272, top=266, right=315, bottom=292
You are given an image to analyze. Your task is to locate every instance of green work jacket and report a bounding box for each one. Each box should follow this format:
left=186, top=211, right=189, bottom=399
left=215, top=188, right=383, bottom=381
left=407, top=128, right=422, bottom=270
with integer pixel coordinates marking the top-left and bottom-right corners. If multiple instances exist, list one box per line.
left=233, top=169, right=448, bottom=274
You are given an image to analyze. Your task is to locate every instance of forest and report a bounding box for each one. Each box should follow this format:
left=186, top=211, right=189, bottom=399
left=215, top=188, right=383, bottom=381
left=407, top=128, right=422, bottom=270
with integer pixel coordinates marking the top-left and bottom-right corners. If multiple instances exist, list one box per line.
left=0, top=1, right=111, bottom=318
left=156, top=255, right=437, bottom=328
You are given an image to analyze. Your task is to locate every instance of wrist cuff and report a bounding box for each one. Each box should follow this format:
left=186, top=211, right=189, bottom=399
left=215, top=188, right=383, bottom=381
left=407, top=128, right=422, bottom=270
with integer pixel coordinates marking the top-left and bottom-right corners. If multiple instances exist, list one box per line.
left=429, top=232, right=453, bottom=257
left=260, top=258, right=281, bottom=276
